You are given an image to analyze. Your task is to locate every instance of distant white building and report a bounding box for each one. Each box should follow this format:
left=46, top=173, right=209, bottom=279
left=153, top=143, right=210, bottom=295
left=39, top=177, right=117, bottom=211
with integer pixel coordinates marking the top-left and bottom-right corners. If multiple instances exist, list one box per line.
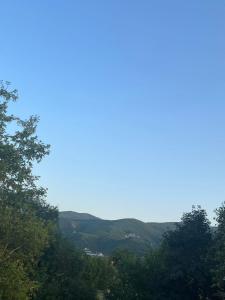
left=84, top=248, right=104, bottom=257
left=124, top=233, right=140, bottom=239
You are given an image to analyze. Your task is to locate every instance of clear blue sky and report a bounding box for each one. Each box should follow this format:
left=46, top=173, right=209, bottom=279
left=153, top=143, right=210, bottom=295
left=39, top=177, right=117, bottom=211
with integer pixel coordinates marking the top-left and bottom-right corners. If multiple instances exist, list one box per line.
left=1, top=0, right=225, bottom=221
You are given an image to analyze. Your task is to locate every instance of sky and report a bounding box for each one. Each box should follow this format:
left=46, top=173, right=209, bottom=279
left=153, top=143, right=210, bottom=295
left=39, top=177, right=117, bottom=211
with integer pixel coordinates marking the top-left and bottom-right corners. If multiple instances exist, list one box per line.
left=0, top=0, right=225, bottom=222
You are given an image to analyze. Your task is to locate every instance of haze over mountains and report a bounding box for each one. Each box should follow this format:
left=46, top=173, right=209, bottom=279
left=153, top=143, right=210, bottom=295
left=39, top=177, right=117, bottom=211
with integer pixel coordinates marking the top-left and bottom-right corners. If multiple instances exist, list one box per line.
left=59, top=211, right=176, bottom=255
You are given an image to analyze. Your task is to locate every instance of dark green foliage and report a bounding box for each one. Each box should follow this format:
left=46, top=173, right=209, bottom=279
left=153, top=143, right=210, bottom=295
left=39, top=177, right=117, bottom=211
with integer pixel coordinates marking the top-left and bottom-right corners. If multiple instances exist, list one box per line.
left=0, top=82, right=57, bottom=299
left=105, top=208, right=215, bottom=300
left=35, top=237, right=97, bottom=300
left=137, top=249, right=168, bottom=300
left=83, top=255, right=116, bottom=293
left=160, top=208, right=213, bottom=300
left=107, top=250, right=142, bottom=300
left=211, top=203, right=225, bottom=298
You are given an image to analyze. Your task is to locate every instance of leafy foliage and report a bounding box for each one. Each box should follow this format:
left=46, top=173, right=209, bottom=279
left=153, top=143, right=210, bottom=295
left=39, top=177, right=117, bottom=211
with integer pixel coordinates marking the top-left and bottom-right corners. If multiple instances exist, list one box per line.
left=212, top=203, right=225, bottom=298
left=0, top=82, right=56, bottom=298
left=160, top=208, right=213, bottom=300
left=35, top=236, right=97, bottom=300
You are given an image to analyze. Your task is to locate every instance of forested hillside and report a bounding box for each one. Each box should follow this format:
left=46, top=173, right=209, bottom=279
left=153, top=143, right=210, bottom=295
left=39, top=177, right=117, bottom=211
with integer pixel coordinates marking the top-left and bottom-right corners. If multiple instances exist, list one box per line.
left=1, top=82, right=225, bottom=299
left=59, top=211, right=176, bottom=255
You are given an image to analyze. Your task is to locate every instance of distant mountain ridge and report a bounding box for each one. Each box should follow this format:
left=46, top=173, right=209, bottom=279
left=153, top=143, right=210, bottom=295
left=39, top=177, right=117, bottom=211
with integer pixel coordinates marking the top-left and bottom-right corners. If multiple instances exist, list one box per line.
left=59, top=211, right=176, bottom=255
left=60, top=211, right=100, bottom=221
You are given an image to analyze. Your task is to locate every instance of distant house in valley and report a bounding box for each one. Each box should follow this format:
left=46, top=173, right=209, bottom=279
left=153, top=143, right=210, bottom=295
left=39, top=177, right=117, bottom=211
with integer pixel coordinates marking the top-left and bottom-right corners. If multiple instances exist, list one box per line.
left=84, top=248, right=104, bottom=257
left=124, top=233, right=140, bottom=239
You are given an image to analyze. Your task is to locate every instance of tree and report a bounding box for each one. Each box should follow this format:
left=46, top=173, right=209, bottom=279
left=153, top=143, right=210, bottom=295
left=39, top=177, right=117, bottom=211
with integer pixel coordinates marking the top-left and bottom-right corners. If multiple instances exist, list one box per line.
left=212, top=202, right=225, bottom=299
left=160, top=207, right=213, bottom=300
left=0, top=81, right=57, bottom=298
left=137, top=249, right=168, bottom=300
left=83, top=255, right=116, bottom=295
left=107, top=250, right=141, bottom=300
left=35, top=236, right=98, bottom=300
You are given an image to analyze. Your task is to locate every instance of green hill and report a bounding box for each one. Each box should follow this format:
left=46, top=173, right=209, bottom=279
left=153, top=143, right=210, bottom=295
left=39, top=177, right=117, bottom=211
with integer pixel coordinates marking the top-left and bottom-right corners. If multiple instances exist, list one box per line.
left=59, top=211, right=176, bottom=255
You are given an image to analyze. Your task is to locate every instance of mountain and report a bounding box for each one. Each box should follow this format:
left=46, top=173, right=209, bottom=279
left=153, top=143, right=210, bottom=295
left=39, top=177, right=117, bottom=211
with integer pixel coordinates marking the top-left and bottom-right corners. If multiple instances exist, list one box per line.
left=60, top=211, right=100, bottom=221
left=59, top=211, right=176, bottom=255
